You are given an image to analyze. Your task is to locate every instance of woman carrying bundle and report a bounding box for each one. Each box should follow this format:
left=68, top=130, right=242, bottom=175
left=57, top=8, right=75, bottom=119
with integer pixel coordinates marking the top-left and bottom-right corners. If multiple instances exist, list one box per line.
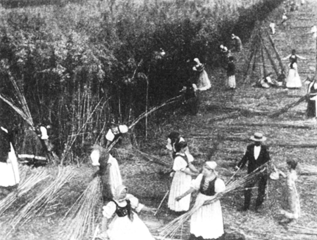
left=176, top=161, right=226, bottom=240
left=97, top=185, right=156, bottom=240
left=282, top=49, right=306, bottom=89
left=90, top=145, right=122, bottom=202
left=168, top=141, right=198, bottom=213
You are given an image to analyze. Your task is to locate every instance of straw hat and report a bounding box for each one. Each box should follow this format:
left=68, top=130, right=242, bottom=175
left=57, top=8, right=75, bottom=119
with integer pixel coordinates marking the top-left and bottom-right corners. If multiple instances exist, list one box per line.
left=250, top=132, right=266, bottom=142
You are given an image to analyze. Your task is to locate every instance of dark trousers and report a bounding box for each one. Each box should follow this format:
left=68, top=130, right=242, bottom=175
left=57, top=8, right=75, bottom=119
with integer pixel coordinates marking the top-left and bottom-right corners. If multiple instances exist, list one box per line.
left=244, top=174, right=268, bottom=209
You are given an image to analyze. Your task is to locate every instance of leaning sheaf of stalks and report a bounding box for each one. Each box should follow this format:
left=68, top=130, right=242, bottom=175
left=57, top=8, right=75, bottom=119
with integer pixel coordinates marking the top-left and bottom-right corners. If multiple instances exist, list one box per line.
left=0, top=166, right=49, bottom=216
left=61, top=176, right=102, bottom=240
left=106, top=95, right=182, bottom=153
left=5, top=166, right=76, bottom=236
left=159, top=166, right=267, bottom=239
left=0, top=65, right=34, bottom=128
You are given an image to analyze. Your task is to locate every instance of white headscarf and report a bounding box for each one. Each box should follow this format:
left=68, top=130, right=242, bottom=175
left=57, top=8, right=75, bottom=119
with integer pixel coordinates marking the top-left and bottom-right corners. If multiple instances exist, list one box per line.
left=113, top=185, right=127, bottom=201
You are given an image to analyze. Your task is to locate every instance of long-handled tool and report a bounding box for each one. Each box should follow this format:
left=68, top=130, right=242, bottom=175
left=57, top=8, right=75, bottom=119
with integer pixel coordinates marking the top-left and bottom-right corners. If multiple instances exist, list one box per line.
left=154, top=190, right=169, bottom=216
left=226, top=168, right=241, bottom=185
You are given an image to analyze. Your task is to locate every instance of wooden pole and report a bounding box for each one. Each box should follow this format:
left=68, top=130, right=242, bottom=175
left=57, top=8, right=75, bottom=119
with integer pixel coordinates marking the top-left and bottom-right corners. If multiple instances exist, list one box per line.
left=315, top=34, right=317, bottom=78
left=265, top=30, right=285, bottom=73
left=260, top=37, right=267, bottom=77
left=243, top=48, right=257, bottom=83
left=263, top=44, right=279, bottom=76
left=269, top=94, right=308, bottom=118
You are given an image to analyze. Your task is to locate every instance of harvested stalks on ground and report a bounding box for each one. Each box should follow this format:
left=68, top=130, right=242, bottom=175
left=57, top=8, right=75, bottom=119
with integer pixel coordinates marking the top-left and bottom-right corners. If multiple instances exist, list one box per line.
left=0, top=167, right=49, bottom=216
left=4, top=167, right=76, bottom=235
left=61, top=176, right=102, bottom=240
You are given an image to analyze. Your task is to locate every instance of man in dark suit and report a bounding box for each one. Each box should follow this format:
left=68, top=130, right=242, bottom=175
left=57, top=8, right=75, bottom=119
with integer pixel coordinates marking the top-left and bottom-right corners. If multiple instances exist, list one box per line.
left=236, top=132, right=271, bottom=211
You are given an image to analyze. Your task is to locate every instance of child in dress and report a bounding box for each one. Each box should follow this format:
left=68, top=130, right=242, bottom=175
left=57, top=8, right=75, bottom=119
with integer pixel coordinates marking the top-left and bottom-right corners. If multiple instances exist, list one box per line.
left=280, top=159, right=300, bottom=223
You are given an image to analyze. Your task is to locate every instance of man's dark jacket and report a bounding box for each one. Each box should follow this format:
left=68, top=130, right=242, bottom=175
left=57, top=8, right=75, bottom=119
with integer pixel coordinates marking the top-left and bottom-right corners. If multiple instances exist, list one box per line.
left=237, top=143, right=270, bottom=173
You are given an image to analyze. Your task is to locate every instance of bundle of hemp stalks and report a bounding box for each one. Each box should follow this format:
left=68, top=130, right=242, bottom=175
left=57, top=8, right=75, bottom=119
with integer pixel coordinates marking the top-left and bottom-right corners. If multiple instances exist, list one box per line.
left=61, top=176, right=102, bottom=240
left=0, top=166, right=49, bottom=216
left=159, top=166, right=267, bottom=239
left=4, top=166, right=76, bottom=236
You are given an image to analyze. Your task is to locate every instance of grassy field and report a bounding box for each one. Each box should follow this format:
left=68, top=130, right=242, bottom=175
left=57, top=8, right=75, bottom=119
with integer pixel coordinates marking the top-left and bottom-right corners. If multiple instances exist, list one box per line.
left=1, top=0, right=317, bottom=240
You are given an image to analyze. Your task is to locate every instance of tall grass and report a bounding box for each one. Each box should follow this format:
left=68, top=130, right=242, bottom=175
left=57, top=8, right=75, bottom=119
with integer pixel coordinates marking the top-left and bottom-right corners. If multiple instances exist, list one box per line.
left=0, top=0, right=283, bottom=164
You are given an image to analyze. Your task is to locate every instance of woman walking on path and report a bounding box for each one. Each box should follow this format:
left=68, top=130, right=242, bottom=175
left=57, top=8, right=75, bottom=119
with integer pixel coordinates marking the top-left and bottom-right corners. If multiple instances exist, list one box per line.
left=282, top=49, right=306, bottom=89
left=168, top=141, right=199, bottom=213
left=176, top=161, right=226, bottom=240
left=193, top=58, right=211, bottom=91
left=97, top=185, right=156, bottom=240
left=280, top=159, right=300, bottom=223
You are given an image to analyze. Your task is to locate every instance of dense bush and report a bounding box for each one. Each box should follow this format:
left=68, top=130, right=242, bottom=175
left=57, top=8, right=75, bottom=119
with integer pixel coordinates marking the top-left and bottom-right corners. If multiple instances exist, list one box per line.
left=0, top=0, right=283, bottom=163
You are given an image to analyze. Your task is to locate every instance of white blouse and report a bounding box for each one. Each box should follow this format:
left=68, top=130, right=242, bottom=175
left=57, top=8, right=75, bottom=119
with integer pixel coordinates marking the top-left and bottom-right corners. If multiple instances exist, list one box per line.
left=102, top=194, right=144, bottom=219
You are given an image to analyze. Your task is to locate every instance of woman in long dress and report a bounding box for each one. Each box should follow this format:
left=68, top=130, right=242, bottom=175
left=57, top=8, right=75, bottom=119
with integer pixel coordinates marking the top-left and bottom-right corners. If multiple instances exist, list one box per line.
left=280, top=159, right=300, bottom=223
left=193, top=58, right=211, bottom=91
left=0, top=126, right=20, bottom=195
left=90, top=144, right=122, bottom=202
left=97, top=185, right=156, bottom=240
left=282, top=49, right=306, bottom=89
left=176, top=161, right=226, bottom=240
left=167, top=141, right=198, bottom=213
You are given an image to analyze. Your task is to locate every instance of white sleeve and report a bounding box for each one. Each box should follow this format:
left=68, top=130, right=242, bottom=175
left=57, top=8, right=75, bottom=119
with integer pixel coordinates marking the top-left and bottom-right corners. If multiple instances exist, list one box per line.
left=173, top=156, right=187, bottom=171
left=185, top=152, right=194, bottom=162
left=191, top=174, right=203, bottom=190
left=102, top=201, right=116, bottom=219
left=126, top=194, right=144, bottom=212
left=40, top=126, right=48, bottom=140
left=215, top=178, right=226, bottom=193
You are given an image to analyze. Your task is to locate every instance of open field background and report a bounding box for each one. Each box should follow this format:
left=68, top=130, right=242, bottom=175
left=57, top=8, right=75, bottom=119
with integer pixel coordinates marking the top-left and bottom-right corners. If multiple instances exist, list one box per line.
left=0, top=0, right=317, bottom=240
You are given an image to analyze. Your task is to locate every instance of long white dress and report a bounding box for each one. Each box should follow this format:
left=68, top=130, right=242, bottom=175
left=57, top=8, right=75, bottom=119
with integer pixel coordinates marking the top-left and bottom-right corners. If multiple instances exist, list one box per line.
left=197, top=70, right=211, bottom=91
left=0, top=143, right=20, bottom=187
left=108, top=154, right=122, bottom=195
left=286, top=63, right=302, bottom=88
left=168, top=153, right=193, bottom=212
left=102, top=194, right=155, bottom=240
left=190, top=174, right=226, bottom=239
left=281, top=170, right=300, bottom=220
left=90, top=148, right=122, bottom=196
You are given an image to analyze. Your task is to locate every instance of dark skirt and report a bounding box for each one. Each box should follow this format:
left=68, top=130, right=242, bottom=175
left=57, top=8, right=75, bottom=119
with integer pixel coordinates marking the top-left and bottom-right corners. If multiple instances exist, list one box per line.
left=307, top=99, right=316, bottom=118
